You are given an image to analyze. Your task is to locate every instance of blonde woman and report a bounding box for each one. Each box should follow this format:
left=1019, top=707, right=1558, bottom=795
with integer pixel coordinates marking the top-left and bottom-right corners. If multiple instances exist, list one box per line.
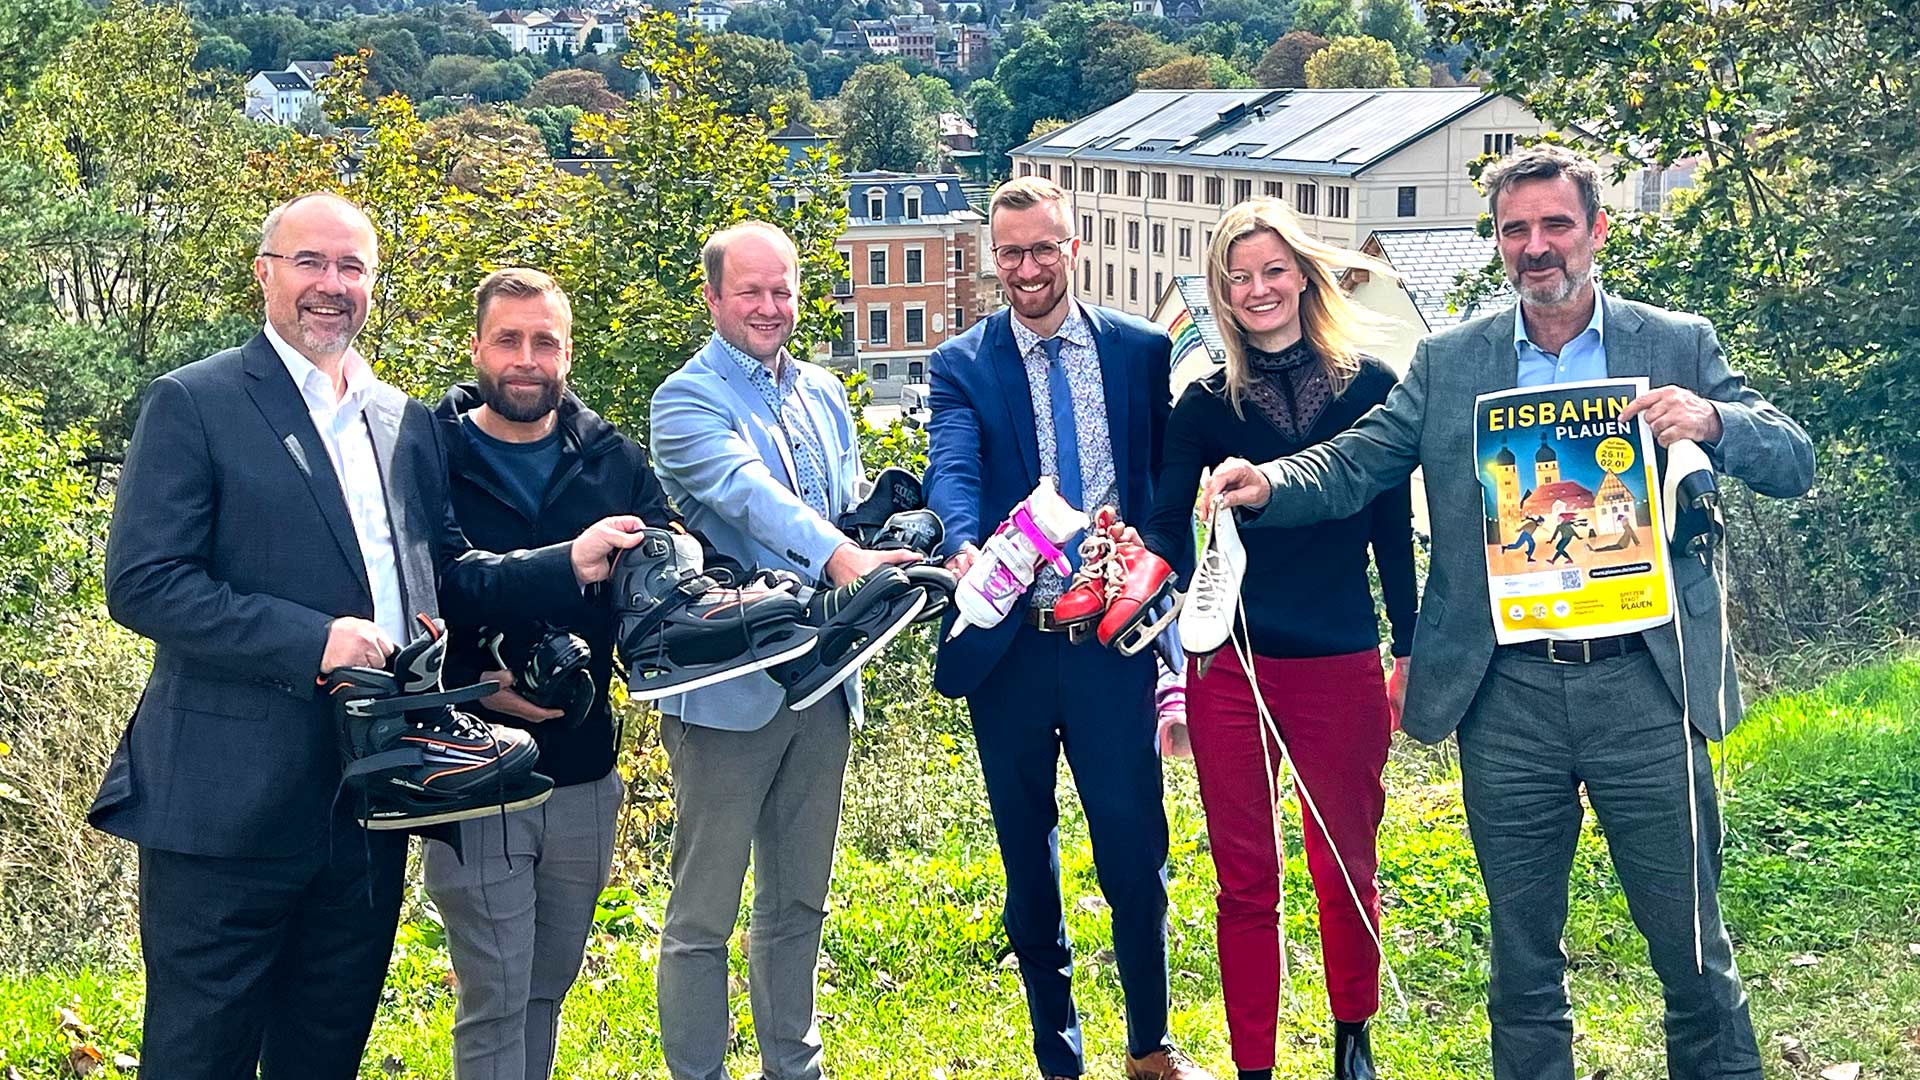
left=1141, top=198, right=1416, bottom=1080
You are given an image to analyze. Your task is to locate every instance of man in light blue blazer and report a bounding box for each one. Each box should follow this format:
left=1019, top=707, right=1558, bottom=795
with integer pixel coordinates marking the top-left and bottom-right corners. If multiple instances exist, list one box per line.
left=1207, top=146, right=1812, bottom=1080
left=648, top=221, right=919, bottom=1080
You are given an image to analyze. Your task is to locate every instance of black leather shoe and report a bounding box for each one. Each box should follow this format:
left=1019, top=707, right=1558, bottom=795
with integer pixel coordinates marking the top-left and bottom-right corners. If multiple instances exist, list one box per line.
left=1334, top=1019, right=1377, bottom=1080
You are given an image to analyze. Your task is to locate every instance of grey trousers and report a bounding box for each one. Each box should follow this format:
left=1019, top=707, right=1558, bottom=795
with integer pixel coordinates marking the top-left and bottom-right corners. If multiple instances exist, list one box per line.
left=423, top=767, right=622, bottom=1080
left=656, top=695, right=852, bottom=1080
left=1458, top=649, right=1762, bottom=1080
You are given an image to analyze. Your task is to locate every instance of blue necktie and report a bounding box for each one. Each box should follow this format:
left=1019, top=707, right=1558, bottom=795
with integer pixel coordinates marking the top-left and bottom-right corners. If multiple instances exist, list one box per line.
left=1044, top=336, right=1083, bottom=512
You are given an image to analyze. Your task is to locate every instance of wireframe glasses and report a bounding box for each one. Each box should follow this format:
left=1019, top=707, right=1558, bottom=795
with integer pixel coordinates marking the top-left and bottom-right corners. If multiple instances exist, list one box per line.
left=259, top=251, right=375, bottom=284
left=992, top=238, right=1074, bottom=270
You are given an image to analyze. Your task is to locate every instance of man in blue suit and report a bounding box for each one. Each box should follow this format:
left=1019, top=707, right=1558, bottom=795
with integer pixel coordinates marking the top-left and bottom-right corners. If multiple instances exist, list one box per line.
left=648, top=221, right=919, bottom=1080
left=925, top=179, right=1211, bottom=1080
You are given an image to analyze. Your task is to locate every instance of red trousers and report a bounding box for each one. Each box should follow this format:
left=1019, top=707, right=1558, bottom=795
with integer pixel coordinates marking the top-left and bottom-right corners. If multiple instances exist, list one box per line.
left=1187, top=646, right=1391, bottom=1070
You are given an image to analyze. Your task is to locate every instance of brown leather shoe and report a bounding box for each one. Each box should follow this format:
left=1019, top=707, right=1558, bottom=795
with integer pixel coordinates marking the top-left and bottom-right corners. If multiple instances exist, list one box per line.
left=1123, top=1047, right=1215, bottom=1080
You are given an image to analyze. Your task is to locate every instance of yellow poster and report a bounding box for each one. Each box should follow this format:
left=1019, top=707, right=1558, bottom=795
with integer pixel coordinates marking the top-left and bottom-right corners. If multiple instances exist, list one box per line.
left=1474, top=377, right=1674, bottom=644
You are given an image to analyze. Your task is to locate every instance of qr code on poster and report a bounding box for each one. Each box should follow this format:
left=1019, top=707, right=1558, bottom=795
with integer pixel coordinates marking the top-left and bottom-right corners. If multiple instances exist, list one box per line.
left=1560, top=569, right=1582, bottom=590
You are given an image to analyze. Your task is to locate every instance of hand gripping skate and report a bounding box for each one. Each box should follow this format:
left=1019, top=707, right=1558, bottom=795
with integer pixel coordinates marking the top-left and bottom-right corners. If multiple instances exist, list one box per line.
left=325, top=614, right=553, bottom=830
left=868, top=507, right=956, bottom=623
left=837, top=467, right=927, bottom=546
left=771, top=565, right=927, bottom=711
left=483, top=624, right=595, bottom=729
left=1178, top=493, right=1246, bottom=657
left=948, top=477, right=1090, bottom=638
left=612, top=528, right=821, bottom=701
left=1051, top=506, right=1181, bottom=655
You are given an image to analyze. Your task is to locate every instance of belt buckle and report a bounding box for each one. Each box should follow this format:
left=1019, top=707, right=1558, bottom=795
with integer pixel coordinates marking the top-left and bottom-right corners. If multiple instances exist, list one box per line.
left=1546, top=639, right=1591, bottom=665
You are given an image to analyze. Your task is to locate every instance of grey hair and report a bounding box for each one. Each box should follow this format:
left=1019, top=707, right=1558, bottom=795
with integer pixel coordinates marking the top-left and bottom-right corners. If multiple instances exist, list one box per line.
left=701, top=221, right=799, bottom=292
left=1481, top=144, right=1605, bottom=227
left=258, top=192, right=378, bottom=259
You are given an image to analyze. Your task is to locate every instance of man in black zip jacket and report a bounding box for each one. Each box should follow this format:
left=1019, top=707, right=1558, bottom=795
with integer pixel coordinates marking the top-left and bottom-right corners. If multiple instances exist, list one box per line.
left=426, top=268, right=674, bottom=1080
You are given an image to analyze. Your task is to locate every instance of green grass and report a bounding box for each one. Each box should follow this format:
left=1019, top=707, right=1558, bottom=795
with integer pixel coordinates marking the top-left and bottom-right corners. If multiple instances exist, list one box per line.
left=4, top=658, right=1918, bottom=1078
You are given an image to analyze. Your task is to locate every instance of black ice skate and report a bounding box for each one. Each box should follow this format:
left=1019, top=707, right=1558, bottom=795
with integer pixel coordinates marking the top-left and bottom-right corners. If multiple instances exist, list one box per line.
left=771, top=565, right=927, bottom=711
left=611, top=528, right=820, bottom=701
left=326, top=615, right=553, bottom=831
left=869, top=507, right=954, bottom=623
left=837, top=467, right=927, bottom=546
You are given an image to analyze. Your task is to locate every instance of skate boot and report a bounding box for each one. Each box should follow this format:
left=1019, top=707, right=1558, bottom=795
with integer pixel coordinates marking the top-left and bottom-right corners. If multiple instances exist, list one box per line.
left=870, top=507, right=954, bottom=622
left=612, top=528, right=820, bottom=701
left=482, top=624, right=596, bottom=729
left=327, top=615, right=553, bottom=831
left=1052, top=506, right=1125, bottom=641
left=838, top=467, right=926, bottom=546
left=771, top=565, right=927, bottom=711
left=1178, top=494, right=1246, bottom=658
left=1095, top=542, right=1179, bottom=655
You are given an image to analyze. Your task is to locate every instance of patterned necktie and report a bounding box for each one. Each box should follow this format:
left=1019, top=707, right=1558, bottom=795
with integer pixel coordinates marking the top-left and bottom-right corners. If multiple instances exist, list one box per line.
left=1044, top=336, right=1083, bottom=511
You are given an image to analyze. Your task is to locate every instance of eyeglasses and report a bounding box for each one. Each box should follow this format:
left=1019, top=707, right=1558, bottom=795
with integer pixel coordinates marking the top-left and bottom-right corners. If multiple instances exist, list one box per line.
left=259, top=251, right=375, bottom=284
left=992, top=237, right=1074, bottom=270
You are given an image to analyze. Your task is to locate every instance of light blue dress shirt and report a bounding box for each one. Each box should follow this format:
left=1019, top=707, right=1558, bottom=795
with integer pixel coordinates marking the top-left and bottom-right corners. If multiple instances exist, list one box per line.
left=1515, top=286, right=1607, bottom=387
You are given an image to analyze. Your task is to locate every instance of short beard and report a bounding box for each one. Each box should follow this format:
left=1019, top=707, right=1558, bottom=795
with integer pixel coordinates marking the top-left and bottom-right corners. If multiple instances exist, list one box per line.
left=478, top=371, right=563, bottom=423
left=1510, top=264, right=1588, bottom=308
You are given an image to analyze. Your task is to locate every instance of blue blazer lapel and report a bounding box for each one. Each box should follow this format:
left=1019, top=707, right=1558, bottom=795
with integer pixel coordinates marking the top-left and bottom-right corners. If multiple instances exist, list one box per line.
left=1085, top=306, right=1132, bottom=510
left=984, top=312, right=1041, bottom=484
left=239, top=335, right=373, bottom=605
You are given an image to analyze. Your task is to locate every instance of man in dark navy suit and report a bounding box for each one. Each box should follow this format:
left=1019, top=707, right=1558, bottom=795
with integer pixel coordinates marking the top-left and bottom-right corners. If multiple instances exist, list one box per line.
left=924, top=178, right=1210, bottom=1080
left=90, top=192, right=644, bottom=1079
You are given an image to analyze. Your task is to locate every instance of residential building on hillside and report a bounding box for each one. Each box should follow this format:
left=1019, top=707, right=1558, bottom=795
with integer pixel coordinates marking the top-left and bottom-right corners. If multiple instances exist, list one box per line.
left=825, top=173, right=989, bottom=400
left=243, top=61, right=334, bottom=125
left=1008, top=87, right=1632, bottom=318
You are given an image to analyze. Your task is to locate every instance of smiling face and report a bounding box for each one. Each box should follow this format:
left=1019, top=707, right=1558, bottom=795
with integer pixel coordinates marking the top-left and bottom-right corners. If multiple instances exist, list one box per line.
left=472, top=291, right=572, bottom=423
left=990, top=199, right=1078, bottom=327
left=1223, top=228, right=1308, bottom=351
left=1495, top=174, right=1608, bottom=309
left=253, top=196, right=377, bottom=362
left=704, top=231, right=800, bottom=366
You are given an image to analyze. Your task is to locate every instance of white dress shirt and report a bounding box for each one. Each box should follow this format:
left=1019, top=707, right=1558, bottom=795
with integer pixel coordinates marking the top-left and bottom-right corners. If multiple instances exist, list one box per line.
left=263, top=322, right=409, bottom=647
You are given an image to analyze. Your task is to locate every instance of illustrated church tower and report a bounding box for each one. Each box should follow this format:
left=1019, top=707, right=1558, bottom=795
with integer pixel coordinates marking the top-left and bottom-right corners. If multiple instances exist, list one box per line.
left=1534, top=433, right=1560, bottom=488
left=1492, top=441, right=1520, bottom=533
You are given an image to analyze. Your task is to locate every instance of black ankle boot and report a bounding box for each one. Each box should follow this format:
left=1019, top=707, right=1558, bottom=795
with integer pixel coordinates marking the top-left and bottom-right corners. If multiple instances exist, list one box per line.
left=1334, top=1019, right=1377, bottom=1080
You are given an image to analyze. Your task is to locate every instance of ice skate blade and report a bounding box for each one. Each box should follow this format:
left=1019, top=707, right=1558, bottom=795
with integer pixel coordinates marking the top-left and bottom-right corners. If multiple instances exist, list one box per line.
left=787, top=591, right=928, bottom=711
left=359, top=786, right=553, bottom=830
left=626, top=629, right=821, bottom=702
left=1108, top=580, right=1181, bottom=657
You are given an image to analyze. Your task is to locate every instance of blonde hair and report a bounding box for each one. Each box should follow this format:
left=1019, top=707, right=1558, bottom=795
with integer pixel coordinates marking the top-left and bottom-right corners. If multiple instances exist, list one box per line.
left=474, top=267, right=572, bottom=334
left=988, top=176, right=1072, bottom=221
left=702, top=221, right=799, bottom=292
left=1204, top=197, right=1399, bottom=413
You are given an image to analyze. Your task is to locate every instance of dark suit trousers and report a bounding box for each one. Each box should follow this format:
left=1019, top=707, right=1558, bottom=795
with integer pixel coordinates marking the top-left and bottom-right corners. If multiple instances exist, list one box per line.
left=1458, top=650, right=1761, bottom=1080
left=137, top=831, right=407, bottom=1080
left=966, top=625, right=1171, bottom=1077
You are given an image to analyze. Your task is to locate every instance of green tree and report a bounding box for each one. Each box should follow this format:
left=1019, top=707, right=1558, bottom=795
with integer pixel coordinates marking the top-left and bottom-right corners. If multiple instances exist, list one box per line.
left=912, top=72, right=959, bottom=117
left=965, top=77, right=1017, bottom=174
left=469, top=59, right=535, bottom=102
left=1081, top=22, right=1181, bottom=109
left=705, top=32, right=807, bottom=120
left=835, top=63, right=935, bottom=172
left=1293, top=0, right=1358, bottom=37
left=423, top=52, right=489, bottom=97
left=0, top=393, right=109, bottom=628
left=1026, top=116, right=1068, bottom=139
left=1254, top=28, right=1328, bottom=86
left=1303, top=34, right=1404, bottom=86
left=523, top=67, right=624, bottom=111
left=1356, top=0, right=1421, bottom=59
left=525, top=103, right=585, bottom=156
left=364, top=27, right=425, bottom=97
left=192, top=32, right=252, bottom=72
left=1136, top=53, right=1217, bottom=89
left=0, top=0, right=85, bottom=97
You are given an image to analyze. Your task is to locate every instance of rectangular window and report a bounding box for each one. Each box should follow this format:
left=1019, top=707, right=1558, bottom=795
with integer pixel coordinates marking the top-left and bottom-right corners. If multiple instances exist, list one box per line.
left=951, top=248, right=965, bottom=272
left=1153, top=271, right=1163, bottom=301
left=1178, top=226, right=1192, bottom=258
left=1328, top=185, right=1351, bottom=219
left=952, top=307, right=964, bottom=329
left=1127, top=220, right=1140, bottom=250
left=905, top=247, right=923, bottom=284
left=1102, top=168, right=1117, bottom=194
left=833, top=249, right=852, bottom=297
left=1151, top=223, right=1165, bottom=254
left=1060, top=168, right=1073, bottom=191
left=1081, top=167, right=1094, bottom=190
left=906, top=307, right=925, bottom=344
left=1082, top=259, right=1092, bottom=290
left=835, top=309, right=856, bottom=355
left=1151, top=171, right=1168, bottom=199
left=1126, top=170, right=1142, bottom=196
left=1128, top=267, right=1138, bottom=302
left=1295, top=183, right=1317, bottom=216
left=1397, top=185, right=1417, bottom=217
left=1233, top=178, right=1252, bottom=203
left=869, top=249, right=888, bottom=285
left=1104, top=262, right=1115, bottom=296
left=869, top=307, right=889, bottom=344
left=1204, top=176, right=1224, bottom=205
left=1081, top=213, right=1094, bottom=241
left=1103, top=217, right=1116, bottom=246
left=1018, top=162, right=1033, bottom=177
left=867, top=194, right=885, bottom=219
left=1038, top=163, right=1052, bottom=179
left=904, top=194, right=921, bottom=220
left=1263, top=181, right=1282, bottom=198
left=1177, top=174, right=1194, bottom=202
left=1482, top=132, right=1516, bottom=156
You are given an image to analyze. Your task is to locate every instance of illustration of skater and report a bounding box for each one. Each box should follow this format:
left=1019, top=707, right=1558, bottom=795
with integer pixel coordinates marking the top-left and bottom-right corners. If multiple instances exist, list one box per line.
left=1547, top=512, right=1581, bottom=564
left=1587, top=515, right=1641, bottom=552
left=1501, top=514, right=1546, bottom=561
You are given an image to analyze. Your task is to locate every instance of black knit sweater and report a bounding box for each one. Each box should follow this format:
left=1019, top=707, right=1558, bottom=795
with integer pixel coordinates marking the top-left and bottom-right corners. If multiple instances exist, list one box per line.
left=1142, top=353, right=1418, bottom=658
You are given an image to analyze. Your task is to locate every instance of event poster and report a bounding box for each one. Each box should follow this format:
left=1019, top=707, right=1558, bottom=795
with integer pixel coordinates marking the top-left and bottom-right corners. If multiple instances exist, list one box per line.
left=1473, top=377, right=1675, bottom=644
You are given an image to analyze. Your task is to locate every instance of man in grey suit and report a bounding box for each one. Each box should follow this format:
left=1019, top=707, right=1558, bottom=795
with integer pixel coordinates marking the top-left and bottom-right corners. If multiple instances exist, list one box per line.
left=647, top=221, right=918, bottom=1080
left=92, top=192, right=644, bottom=1079
left=1205, top=145, right=1813, bottom=1080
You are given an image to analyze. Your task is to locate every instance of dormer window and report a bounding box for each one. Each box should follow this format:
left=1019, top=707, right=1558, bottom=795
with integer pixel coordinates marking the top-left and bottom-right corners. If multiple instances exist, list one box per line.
left=903, top=188, right=922, bottom=220
left=865, top=188, right=886, bottom=219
